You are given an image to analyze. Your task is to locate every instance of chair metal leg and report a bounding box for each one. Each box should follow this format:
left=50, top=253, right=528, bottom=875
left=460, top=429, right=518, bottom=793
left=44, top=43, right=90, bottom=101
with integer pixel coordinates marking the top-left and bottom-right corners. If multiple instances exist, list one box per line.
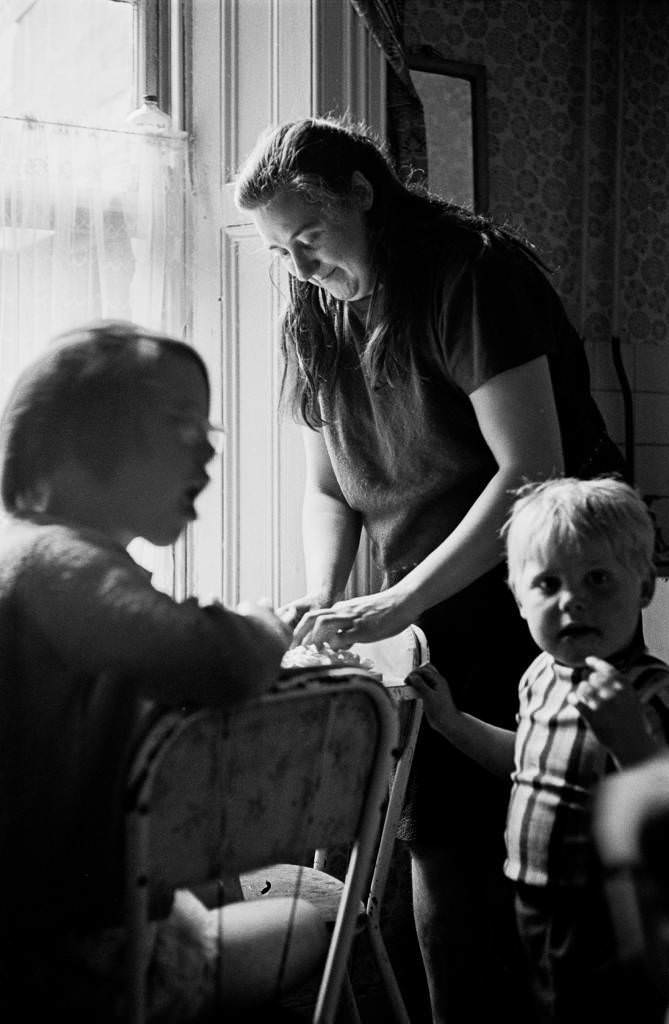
left=367, top=697, right=423, bottom=912
left=366, top=920, right=411, bottom=1024
left=334, top=971, right=363, bottom=1024
left=314, top=848, right=328, bottom=871
left=356, top=689, right=421, bottom=1023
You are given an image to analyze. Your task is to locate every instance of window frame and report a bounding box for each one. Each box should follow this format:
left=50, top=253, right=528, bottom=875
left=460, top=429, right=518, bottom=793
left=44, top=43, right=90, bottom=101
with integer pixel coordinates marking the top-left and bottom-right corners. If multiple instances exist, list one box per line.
left=135, top=0, right=185, bottom=130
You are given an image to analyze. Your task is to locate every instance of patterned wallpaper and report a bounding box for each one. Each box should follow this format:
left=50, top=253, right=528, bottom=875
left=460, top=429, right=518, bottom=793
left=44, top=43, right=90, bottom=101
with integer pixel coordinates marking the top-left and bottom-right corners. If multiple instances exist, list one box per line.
left=404, top=0, right=669, bottom=567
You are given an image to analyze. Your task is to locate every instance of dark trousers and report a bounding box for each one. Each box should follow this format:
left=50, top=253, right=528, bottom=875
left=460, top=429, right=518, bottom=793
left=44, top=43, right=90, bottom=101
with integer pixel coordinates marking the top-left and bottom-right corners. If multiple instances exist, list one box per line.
left=514, top=880, right=667, bottom=1024
left=401, top=564, right=539, bottom=1024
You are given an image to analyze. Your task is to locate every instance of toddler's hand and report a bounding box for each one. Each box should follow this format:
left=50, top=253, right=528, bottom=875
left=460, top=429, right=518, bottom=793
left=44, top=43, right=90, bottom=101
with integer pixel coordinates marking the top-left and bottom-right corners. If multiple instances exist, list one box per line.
left=405, top=662, right=458, bottom=738
left=570, top=655, right=650, bottom=762
left=569, top=656, right=625, bottom=712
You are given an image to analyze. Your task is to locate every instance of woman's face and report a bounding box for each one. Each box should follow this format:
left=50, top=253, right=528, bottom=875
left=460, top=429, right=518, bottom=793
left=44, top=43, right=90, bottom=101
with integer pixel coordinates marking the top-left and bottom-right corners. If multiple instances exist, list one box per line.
left=251, top=177, right=375, bottom=302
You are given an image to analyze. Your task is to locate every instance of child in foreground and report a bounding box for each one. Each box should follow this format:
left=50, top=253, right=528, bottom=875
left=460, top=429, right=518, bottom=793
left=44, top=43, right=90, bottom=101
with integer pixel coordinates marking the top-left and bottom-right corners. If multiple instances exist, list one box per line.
left=0, top=321, right=327, bottom=1021
left=408, top=476, right=669, bottom=1024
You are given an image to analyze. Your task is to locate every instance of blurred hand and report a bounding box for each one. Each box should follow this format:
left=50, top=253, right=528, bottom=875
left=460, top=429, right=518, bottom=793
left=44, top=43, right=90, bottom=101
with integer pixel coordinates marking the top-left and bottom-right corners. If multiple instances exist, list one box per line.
left=237, top=597, right=293, bottom=650
left=569, top=655, right=652, bottom=763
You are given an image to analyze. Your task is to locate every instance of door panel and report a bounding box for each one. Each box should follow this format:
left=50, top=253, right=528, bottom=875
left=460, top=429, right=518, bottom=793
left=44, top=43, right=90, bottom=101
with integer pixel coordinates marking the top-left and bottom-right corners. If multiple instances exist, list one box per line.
left=191, top=0, right=384, bottom=607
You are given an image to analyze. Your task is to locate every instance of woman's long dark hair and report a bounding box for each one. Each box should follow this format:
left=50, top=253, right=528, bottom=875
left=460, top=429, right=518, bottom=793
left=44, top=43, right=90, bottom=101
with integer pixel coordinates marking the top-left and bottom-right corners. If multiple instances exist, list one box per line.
left=235, top=115, right=545, bottom=427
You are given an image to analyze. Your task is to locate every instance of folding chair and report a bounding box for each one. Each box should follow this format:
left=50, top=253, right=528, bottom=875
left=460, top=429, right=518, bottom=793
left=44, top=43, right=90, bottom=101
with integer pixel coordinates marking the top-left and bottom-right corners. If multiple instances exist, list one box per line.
left=594, top=752, right=669, bottom=1018
left=241, top=624, right=429, bottom=1023
left=643, top=577, right=669, bottom=663
left=124, top=672, right=398, bottom=1024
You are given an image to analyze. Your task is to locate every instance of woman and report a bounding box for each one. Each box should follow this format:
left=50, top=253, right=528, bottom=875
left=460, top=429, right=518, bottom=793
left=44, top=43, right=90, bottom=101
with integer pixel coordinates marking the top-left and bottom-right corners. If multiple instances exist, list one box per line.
left=234, top=115, right=627, bottom=1023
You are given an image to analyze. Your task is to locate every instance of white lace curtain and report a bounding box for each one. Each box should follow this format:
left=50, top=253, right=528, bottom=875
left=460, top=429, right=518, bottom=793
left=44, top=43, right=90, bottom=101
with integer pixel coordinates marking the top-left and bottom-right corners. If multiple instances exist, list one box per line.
left=0, top=115, right=189, bottom=591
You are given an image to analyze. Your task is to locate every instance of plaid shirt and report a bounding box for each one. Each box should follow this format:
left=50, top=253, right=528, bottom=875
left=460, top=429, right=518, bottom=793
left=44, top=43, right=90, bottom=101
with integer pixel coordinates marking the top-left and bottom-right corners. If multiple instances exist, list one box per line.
left=504, top=644, right=669, bottom=887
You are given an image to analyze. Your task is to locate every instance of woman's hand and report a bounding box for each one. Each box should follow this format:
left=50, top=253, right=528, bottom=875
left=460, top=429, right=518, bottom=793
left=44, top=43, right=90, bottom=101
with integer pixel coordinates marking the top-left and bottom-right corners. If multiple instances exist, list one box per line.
left=277, top=593, right=333, bottom=632
left=570, top=655, right=658, bottom=766
left=291, top=586, right=415, bottom=648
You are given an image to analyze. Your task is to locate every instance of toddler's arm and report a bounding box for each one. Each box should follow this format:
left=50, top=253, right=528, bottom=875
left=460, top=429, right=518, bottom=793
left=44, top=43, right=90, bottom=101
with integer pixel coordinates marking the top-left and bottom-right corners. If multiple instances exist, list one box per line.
left=571, top=655, right=663, bottom=768
left=406, top=663, right=516, bottom=777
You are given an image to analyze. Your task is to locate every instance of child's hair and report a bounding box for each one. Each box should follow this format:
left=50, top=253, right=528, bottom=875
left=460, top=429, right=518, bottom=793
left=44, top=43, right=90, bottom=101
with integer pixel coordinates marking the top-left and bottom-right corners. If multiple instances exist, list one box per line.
left=503, top=476, right=656, bottom=594
left=0, top=319, right=209, bottom=513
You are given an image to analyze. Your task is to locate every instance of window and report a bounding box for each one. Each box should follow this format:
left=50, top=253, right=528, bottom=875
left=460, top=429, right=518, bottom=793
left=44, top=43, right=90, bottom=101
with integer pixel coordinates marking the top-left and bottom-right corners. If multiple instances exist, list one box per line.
left=0, top=0, right=135, bottom=128
left=0, top=0, right=188, bottom=593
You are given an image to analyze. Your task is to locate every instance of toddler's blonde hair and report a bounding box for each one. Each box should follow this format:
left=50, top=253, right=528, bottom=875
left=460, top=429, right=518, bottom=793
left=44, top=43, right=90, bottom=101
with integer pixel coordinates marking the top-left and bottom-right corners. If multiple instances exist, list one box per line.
left=503, top=476, right=656, bottom=595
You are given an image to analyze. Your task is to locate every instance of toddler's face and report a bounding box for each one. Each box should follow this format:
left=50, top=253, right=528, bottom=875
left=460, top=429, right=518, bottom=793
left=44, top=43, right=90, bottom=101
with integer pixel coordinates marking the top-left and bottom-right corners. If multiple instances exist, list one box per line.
left=110, top=355, right=215, bottom=546
left=514, top=536, right=654, bottom=667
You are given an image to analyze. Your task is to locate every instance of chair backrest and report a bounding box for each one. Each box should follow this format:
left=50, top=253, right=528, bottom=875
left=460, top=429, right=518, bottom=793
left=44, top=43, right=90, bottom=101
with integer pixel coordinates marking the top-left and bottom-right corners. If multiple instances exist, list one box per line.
left=643, top=576, right=669, bottom=664
left=594, top=753, right=669, bottom=1001
left=352, top=623, right=429, bottom=686
left=125, top=670, right=399, bottom=1023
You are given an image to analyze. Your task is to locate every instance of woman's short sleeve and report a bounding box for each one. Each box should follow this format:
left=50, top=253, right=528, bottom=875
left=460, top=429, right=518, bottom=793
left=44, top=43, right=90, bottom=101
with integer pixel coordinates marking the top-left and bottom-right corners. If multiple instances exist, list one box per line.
left=436, top=244, right=565, bottom=395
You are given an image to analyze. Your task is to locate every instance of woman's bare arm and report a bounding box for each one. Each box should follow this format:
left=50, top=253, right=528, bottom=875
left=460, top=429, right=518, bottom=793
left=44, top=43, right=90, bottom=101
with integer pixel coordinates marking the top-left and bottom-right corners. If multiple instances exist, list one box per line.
left=296, top=356, right=564, bottom=646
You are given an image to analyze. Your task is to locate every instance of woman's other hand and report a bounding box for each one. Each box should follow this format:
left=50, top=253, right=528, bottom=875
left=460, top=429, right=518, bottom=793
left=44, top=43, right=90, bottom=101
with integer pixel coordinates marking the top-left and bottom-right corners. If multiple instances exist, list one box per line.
left=277, top=593, right=330, bottom=633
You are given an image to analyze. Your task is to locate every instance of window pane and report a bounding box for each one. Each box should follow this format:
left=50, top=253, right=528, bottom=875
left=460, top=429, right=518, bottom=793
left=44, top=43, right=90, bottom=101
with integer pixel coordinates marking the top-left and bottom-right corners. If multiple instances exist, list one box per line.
left=0, top=0, right=135, bottom=128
